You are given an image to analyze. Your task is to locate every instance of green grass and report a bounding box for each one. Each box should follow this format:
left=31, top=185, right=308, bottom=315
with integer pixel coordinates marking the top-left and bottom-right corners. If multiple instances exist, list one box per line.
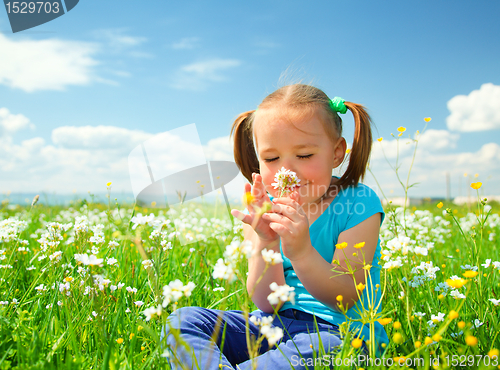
left=0, top=193, right=499, bottom=369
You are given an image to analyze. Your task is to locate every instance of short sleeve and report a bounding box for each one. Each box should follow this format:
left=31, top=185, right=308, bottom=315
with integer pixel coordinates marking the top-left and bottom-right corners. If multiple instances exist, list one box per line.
left=344, top=185, right=385, bottom=231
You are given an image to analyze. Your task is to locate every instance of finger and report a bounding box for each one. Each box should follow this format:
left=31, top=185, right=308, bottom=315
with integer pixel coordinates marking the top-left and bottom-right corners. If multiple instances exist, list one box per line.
left=270, top=203, right=296, bottom=217
left=231, top=209, right=253, bottom=224
left=268, top=221, right=289, bottom=236
left=243, top=183, right=256, bottom=214
left=267, top=206, right=303, bottom=226
left=290, top=190, right=300, bottom=204
left=253, top=173, right=266, bottom=198
left=271, top=195, right=299, bottom=210
left=262, top=213, right=298, bottom=234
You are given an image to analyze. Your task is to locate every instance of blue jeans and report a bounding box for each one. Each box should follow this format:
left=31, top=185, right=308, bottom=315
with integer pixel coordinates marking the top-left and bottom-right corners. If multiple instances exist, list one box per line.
left=162, top=306, right=367, bottom=369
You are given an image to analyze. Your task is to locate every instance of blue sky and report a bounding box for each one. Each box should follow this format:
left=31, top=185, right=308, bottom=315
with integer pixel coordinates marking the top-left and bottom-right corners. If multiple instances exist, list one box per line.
left=1, top=0, right=499, bottom=203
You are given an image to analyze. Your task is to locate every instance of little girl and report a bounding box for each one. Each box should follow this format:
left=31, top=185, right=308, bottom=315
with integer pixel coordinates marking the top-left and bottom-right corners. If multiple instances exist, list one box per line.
left=164, top=84, right=388, bottom=369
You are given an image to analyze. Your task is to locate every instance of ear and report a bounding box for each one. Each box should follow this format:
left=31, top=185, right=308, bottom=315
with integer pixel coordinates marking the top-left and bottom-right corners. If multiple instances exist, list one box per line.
left=332, top=137, right=347, bottom=168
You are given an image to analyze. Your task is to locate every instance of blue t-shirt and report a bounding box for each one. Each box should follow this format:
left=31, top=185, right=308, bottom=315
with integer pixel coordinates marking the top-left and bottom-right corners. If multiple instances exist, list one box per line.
left=275, top=181, right=389, bottom=355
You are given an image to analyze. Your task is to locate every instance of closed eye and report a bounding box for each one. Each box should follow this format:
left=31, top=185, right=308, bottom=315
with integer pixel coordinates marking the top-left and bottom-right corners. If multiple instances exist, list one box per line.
left=264, top=154, right=313, bottom=162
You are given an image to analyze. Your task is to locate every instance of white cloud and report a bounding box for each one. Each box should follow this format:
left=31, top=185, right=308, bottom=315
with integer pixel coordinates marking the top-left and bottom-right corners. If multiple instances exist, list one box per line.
left=0, top=107, right=34, bottom=136
left=203, top=136, right=234, bottom=161
left=1, top=109, right=498, bottom=200
left=446, top=83, right=500, bottom=132
left=52, top=125, right=152, bottom=150
left=369, top=131, right=500, bottom=197
left=171, top=37, right=200, bottom=50
left=371, top=129, right=460, bottom=161
left=0, top=117, right=248, bottom=200
left=417, top=129, right=460, bottom=151
left=171, top=58, right=241, bottom=91
left=0, top=33, right=99, bottom=92
left=92, top=28, right=147, bottom=48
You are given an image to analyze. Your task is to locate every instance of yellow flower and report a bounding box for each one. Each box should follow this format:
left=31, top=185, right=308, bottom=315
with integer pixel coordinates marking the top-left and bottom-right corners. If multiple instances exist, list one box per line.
left=351, top=338, right=363, bottom=349
left=378, top=318, right=392, bottom=325
left=336, top=295, right=343, bottom=302
left=474, top=173, right=479, bottom=178
left=107, top=182, right=112, bottom=187
left=394, top=357, right=406, bottom=365
left=465, top=335, right=477, bottom=346
left=363, top=264, right=372, bottom=271
left=116, top=338, right=124, bottom=344
left=243, top=192, right=254, bottom=206
left=138, top=325, right=144, bottom=332
left=438, top=294, right=445, bottom=301
left=415, top=341, right=422, bottom=348
left=488, top=349, right=499, bottom=357
left=151, top=201, right=157, bottom=207
left=432, top=334, right=442, bottom=342
left=463, top=270, right=478, bottom=278
left=424, top=117, right=432, bottom=122
left=141, top=346, right=146, bottom=351
left=64, top=277, right=73, bottom=282
left=335, top=242, right=348, bottom=249
left=377, top=137, right=383, bottom=142
left=130, top=333, right=135, bottom=340
left=458, top=321, right=466, bottom=329
left=356, top=283, right=365, bottom=291
left=424, top=336, right=433, bottom=345
left=437, top=202, right=443, bottom=209
left=354, top=242, right=365, bottom=249
left=397, top=126, right=406, bottom=133
left=446, top=278, right=467, bottom=289
left=449, top=310, right=459, bottom=319
left=392, top=333, right=404, bottom=344
left=346, top=148, right=351, bottom=154
left=463, top=172, right=468, bottom=177
left=470, top=182, right=482, bottom=190
left=393, top=321, right=401, bottom=329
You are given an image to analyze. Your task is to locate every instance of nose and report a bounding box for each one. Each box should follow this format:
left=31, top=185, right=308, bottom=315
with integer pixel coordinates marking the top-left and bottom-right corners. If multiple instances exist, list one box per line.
left=281, top=158, right=298, bottom=175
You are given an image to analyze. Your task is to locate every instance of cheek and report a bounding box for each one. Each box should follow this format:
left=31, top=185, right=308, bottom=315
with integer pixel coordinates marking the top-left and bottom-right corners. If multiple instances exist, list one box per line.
left=259, top=167, right=276, bottom=195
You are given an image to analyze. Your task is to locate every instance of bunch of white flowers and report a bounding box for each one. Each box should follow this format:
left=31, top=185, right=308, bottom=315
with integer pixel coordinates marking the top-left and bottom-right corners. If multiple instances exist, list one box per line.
left=249, top=315, right=283, bottom=347
left=267, top=282, right=295, bottom=305
left=212, top=240, right=253, bottom=282
left=212, top=258, right=236, bottom=282
left=272, top=167, right=301, bottom=197
left=130, top=213, right=159, bottom=230
left=162, top=279, right=196, bottom=308
left=0, top=218, right=28, bottom=243
left=261, top=249, right=283, bottom=265
left=74, top=253, right=103, bottom=266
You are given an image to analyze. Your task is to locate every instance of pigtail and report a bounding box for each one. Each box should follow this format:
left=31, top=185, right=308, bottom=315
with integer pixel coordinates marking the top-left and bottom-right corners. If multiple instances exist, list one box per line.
left=336, top=102, right=372, bottom=189
left=230, top=110, right=260, bottom=184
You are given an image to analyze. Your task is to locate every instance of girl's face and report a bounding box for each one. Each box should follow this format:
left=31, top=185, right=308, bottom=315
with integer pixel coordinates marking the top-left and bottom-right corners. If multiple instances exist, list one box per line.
left=253, top=106, right=346, bottom=206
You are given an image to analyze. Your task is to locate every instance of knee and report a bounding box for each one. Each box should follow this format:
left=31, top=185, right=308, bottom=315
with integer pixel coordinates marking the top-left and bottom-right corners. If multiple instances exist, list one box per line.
left=292, top=331, right=342, bottom=353
left=165, top=306, right=205, bottom=333
left=314, top=331, right=342, bottom=353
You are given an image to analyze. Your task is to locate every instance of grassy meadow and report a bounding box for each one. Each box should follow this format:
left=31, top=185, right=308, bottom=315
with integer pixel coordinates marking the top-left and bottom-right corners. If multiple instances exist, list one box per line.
left=1, top=125, right=500, bottom=369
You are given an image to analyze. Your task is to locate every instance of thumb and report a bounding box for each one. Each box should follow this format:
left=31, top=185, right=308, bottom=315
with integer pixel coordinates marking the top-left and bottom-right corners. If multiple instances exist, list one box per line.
left=290, top=190, right=300, bottom=203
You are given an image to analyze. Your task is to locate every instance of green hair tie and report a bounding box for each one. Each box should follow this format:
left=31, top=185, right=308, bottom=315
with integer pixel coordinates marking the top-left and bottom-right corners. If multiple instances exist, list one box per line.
left=329, top=97, right=347, bottom=114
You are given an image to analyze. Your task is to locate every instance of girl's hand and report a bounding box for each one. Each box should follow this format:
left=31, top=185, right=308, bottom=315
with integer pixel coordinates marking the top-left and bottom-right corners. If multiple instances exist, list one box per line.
left=231, top=173, right=279, bottom=244
left=261, top=191, right=313, bottom=261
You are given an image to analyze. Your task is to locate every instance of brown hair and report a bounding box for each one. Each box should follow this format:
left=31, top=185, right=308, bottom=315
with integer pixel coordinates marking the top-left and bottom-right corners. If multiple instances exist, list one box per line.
left=230, top=84, right=373, bottom=190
